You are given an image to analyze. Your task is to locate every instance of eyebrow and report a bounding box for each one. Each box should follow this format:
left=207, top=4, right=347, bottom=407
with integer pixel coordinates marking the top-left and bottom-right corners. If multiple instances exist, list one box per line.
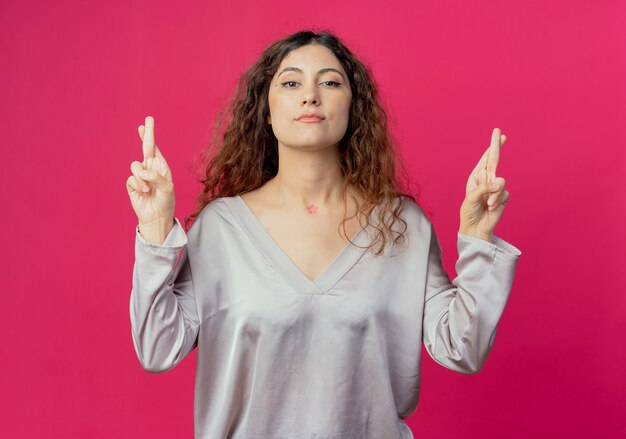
left=277, top=67, right=346, bottom=80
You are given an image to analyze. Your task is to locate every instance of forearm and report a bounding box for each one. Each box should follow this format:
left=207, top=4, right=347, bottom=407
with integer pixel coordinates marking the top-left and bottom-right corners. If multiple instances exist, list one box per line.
left=423, top=228, right=521, bottom=374
left=130, top=219, right=198, bottom=373
left=138, top=217, right=176, bottom=245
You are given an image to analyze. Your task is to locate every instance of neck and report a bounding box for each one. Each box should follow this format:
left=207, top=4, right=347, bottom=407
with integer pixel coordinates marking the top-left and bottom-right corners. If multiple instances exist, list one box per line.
left=266, top=143, right=346, bottom=209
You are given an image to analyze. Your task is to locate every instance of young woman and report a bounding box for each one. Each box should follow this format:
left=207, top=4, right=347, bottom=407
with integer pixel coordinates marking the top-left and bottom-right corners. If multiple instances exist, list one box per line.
left=127, top=30, right=521, bottom=439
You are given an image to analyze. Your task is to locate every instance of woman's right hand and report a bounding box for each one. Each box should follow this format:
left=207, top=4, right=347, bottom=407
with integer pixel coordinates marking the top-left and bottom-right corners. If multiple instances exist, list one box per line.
left=126, top=116, right=176, bottom=242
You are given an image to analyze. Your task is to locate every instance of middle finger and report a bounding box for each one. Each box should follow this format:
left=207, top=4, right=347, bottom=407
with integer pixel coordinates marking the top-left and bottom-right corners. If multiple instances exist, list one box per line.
left=142, top=116, right=155, bottom=162
left=486, top=128, right=503, bottom=182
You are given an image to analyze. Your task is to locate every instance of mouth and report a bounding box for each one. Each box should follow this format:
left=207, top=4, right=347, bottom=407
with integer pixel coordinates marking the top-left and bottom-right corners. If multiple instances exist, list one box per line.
left=297, top=116, right=324, bottom=123
left=296, top=113, right=325, bottom=123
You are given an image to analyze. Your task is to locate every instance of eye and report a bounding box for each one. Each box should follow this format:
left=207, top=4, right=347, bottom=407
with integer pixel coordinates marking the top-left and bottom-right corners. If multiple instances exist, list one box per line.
left=279, top=80, right=342, bottom=88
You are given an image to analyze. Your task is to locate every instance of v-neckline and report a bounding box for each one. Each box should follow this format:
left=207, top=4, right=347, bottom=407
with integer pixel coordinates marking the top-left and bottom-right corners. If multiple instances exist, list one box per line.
left=223, top=195, right=381, bottom=295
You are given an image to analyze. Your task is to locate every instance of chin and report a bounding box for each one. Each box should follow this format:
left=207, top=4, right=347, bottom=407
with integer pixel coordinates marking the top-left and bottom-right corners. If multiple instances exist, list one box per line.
left=285, top=139, right=341, bottom=151
left=281, top=132, right=344, bottom=149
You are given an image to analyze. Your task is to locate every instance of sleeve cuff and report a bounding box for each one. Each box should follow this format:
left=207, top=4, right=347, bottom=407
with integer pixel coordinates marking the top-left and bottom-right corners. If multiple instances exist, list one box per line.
left=457, top=232, right=521, bottom=258
left=136, top=217, right=187, bottom=250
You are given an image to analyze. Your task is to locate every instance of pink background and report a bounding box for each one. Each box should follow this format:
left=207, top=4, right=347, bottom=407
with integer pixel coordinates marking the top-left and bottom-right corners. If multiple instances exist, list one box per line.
left=1, top=0, right=624, bottom=437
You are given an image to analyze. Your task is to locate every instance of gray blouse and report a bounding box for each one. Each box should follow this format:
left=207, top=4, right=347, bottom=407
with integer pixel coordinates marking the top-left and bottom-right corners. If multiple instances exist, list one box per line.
left=130, top=195, right=521, bottom=438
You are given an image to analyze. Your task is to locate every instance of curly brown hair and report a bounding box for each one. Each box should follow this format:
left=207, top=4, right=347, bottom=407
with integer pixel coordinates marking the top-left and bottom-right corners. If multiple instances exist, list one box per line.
left=185, top=29, right=421, bottom=254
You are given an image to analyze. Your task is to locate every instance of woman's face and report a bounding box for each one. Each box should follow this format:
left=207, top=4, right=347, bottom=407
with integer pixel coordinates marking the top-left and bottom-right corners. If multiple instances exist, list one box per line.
left=267, top=44, right=352, bottom=152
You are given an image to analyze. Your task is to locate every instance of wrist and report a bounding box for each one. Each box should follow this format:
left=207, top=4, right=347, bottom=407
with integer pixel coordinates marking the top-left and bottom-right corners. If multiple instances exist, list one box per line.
left=138, top=217, right=175, bottom=245
left=459, top=227, right=493, bottom=243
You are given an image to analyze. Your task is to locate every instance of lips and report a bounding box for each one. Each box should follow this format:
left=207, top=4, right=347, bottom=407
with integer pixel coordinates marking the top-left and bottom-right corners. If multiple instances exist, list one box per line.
left=297, top=113, right=325, bottom=122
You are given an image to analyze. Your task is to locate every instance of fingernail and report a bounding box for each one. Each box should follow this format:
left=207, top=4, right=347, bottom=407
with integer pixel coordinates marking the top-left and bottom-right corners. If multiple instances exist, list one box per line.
left=140, top=171, right=149, bottom=178
left=492, top=183, right=500, bottom=190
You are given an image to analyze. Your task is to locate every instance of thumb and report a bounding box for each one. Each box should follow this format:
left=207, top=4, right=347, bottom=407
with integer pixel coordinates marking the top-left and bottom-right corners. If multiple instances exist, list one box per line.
left=467, top=181, right=500, bottom=203
left=139, top=169, right=174, bottom=192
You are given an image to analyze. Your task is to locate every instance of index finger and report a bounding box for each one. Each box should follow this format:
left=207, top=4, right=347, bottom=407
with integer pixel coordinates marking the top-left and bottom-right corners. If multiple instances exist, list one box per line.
left=142, top=116, right=155, bottom=161
left=486, top=128, right=502, bottom=182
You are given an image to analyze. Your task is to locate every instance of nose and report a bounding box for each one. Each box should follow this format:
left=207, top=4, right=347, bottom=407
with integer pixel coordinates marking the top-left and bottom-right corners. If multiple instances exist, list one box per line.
left=301, top=85, right=319, bottom=106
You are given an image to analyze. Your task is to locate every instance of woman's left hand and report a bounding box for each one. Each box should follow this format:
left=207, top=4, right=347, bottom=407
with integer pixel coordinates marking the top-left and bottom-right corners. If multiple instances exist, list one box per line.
left=459, top=128, right=510, bottom=242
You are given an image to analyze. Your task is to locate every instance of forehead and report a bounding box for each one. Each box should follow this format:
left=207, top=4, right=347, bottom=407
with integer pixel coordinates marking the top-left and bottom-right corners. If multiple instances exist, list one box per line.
left=276, top=44, right=345, bottom=74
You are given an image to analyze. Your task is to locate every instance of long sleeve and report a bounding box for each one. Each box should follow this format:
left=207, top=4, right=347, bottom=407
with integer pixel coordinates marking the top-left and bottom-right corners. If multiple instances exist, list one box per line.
left=129, top=217, right=200, bottom=373
left=124, top=196, right=524, bottom=437
left=422, top=222, right=521, bottom=374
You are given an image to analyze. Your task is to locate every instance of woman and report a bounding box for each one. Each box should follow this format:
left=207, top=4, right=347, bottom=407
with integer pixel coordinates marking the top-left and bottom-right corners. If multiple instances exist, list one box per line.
left=127, top=30, right=521, bottom=439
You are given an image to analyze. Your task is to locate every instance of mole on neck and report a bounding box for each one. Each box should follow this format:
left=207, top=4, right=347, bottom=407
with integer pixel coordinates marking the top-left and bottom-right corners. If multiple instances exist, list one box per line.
left=306, top=203, right=318, bottom=214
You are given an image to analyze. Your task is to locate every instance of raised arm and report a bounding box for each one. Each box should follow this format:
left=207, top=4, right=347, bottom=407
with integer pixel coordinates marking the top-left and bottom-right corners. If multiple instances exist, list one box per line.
left=126, top=116, right=199, bottom=372
left=421, top=127, right=521, bottom=373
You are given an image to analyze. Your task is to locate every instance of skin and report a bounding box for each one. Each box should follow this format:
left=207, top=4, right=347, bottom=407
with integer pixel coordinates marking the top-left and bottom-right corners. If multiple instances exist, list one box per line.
left=126, top=44, right=510, bottom=268
left=126, top=116, right=175, bottom=245
left=459, top=128, right=510, bottom=242
left=261, top=43, right=354, bottom=211
left=239, top=44, right=366, bottom=280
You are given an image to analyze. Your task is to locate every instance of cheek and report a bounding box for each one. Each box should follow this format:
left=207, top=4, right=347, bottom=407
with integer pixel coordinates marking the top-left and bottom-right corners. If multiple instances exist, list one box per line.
left=337, top=92, right=352, bottom=113
left=268, top=93, right=291, bottom=119
left=332, top=95, right=352, bottom=124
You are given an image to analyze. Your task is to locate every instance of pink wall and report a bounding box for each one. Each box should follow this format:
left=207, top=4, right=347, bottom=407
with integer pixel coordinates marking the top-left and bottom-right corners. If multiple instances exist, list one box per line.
left=1, top=0, right=624, bottom=437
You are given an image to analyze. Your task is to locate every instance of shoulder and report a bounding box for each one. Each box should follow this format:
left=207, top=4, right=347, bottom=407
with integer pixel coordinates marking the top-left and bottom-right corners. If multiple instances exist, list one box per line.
left=396, top=196, right=432, bottom=230
left=370, top=195, right=433, bottom=256
left=201, top=196, right=233, bottom=219
left=369, top=195, right=433, bottom=234
left=187, top=196, right=238, bottom=237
